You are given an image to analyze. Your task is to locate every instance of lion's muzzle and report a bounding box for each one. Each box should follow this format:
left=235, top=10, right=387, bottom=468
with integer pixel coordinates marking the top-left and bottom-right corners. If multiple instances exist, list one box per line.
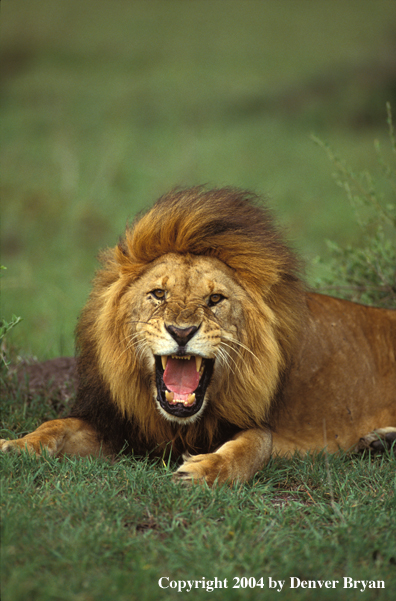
left=155, top=354, right=214, bottom=419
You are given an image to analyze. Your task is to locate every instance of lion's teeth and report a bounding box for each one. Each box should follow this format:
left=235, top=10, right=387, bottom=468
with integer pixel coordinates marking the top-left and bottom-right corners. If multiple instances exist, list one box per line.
left=165, top=391, right=175, bottom=404
left=184, top=393, right=196, bottom=406
left=165, top=390, right=195, bottom=406
left=161, top=356, right=167, bottom=370
left=195, top=356, right=202, bottom=373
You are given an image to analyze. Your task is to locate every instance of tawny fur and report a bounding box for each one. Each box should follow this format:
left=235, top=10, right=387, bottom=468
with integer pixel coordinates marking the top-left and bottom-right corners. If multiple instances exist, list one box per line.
left=1, top=187, right=395, bottom=485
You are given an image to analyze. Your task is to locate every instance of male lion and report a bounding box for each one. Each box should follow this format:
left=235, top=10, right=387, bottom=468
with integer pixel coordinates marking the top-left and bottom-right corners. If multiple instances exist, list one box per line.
left=1, top=188, right=395, bottom=485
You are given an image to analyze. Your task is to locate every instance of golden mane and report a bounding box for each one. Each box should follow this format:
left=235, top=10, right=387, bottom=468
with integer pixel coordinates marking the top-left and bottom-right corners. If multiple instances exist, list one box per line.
left=117, top=187, right=299, bottom=288
left=75, top=188, right=306, bottom=455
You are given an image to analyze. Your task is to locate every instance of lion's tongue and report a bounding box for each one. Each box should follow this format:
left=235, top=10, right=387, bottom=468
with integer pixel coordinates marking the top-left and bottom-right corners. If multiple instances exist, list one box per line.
left=163, top=357, right=200, bottom=395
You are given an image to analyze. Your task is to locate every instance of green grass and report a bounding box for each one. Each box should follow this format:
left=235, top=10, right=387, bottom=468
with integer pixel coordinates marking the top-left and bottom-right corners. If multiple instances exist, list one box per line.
left=2, top=439, right=395, bottom=600
left=1, top=374, right=396, bottom=601
left=2, top=0, right=396, bottom=357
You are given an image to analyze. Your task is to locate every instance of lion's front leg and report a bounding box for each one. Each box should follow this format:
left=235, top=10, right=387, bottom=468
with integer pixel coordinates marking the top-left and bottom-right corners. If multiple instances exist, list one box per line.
left=0, top=418, right=108, bottom=458
left=174, top=428, right=272, bottom=486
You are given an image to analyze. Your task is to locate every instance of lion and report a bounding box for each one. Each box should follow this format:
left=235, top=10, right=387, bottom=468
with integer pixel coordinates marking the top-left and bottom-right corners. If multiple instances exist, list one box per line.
left=1, top=187, right=395, bottom=485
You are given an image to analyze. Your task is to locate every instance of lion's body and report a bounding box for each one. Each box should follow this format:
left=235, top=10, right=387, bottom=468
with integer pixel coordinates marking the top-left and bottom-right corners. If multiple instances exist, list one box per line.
left=273, top=293, right=396, bottom=456
left=1, top=188, right=395, bottom=484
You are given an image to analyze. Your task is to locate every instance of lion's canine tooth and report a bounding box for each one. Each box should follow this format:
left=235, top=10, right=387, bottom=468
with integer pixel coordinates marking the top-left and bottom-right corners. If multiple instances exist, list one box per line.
left=184, top=393, right=196, bottom=406
left=161, top=356, right=167, bottom=370
left=195, top=356, right=202, bottom=373
left=165, top=391, right=174, bottom=403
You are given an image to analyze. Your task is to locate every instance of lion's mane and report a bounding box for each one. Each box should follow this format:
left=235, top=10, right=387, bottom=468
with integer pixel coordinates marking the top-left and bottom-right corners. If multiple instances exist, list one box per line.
left=71, top=188, right=306, bottom=456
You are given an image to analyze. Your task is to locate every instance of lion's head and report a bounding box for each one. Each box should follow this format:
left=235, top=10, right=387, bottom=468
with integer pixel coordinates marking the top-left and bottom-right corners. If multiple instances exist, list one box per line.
left=76, top=188, right=305, bottom=452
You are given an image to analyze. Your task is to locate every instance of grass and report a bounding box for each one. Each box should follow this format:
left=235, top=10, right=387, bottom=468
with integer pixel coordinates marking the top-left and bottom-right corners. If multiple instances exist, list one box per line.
left=311, top=103, right=396, bottom=308
left=2, top=0, right=396, bottom=357
left=2, top=434, right=396, bottom=600
left=1, top=373, right=396, bottom=600
left=1, top=443, right=396, bottom=600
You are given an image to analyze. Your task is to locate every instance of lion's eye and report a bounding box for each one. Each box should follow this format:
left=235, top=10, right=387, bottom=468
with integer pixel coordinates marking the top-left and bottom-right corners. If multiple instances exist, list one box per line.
left=208, top=293, right=225, bottom=306
left=151, top=289, right=166, bottom=300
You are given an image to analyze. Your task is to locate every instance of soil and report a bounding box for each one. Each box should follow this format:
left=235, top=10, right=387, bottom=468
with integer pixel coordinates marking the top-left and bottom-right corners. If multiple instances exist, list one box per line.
left=15, top=356, right=78, bottom=407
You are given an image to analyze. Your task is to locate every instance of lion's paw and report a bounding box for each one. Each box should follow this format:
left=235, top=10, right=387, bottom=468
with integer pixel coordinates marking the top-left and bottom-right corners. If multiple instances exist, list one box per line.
left=0, top=438, right=24, bottom=454
left=173, top=452, right=229, bottom=486
left=0, top=437, right=44, bottom=456
left=356, top=427, right=396, bottom=453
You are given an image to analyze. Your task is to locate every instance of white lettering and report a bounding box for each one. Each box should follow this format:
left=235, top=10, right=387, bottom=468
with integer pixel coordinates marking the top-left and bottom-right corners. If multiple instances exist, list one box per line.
left=343, top=577, right=385, bottom=592
left=290, top=577, right=301, bottom=588
left=360, top=581, right=368, bottom=592
left=159, top=577, right=229, bottom=592
left=158, top=577, right=169, bottom=589
left=289, top=578, right=339, bottom=590
left=268, top=577, right=284, bottom=591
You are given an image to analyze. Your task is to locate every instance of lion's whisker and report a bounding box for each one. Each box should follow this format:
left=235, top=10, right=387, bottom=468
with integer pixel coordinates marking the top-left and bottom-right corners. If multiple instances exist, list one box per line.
left=216, top=349, right=235, bottom=380
left=221, top=336, right=260, bottom=362
left=217, top=344, right=243, bottom=377
left=120, top=332, right=141, bottom=345
left=135, top=343, right=148, bottom=362
left=119, top=333, right=148, bottom=358
left=219, top=340, right=248, bottom=366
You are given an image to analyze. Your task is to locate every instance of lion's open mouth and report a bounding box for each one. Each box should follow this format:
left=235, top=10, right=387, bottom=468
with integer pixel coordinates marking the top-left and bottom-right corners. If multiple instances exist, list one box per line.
left=155, top=354, right=214, bottom=418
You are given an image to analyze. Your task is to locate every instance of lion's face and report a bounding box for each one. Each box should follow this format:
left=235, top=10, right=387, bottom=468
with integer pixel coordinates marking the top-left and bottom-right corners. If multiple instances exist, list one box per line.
left=129, top=253, right=247, bottom=423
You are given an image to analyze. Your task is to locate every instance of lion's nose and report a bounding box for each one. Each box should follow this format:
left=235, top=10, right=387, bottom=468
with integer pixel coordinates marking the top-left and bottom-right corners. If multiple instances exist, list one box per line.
left=165, top=325, right=199, bottom=347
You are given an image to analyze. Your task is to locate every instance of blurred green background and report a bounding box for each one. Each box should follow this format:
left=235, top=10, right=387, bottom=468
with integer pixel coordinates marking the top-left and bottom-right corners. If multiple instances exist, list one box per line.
left=1, top=0, right=396, bottom=359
